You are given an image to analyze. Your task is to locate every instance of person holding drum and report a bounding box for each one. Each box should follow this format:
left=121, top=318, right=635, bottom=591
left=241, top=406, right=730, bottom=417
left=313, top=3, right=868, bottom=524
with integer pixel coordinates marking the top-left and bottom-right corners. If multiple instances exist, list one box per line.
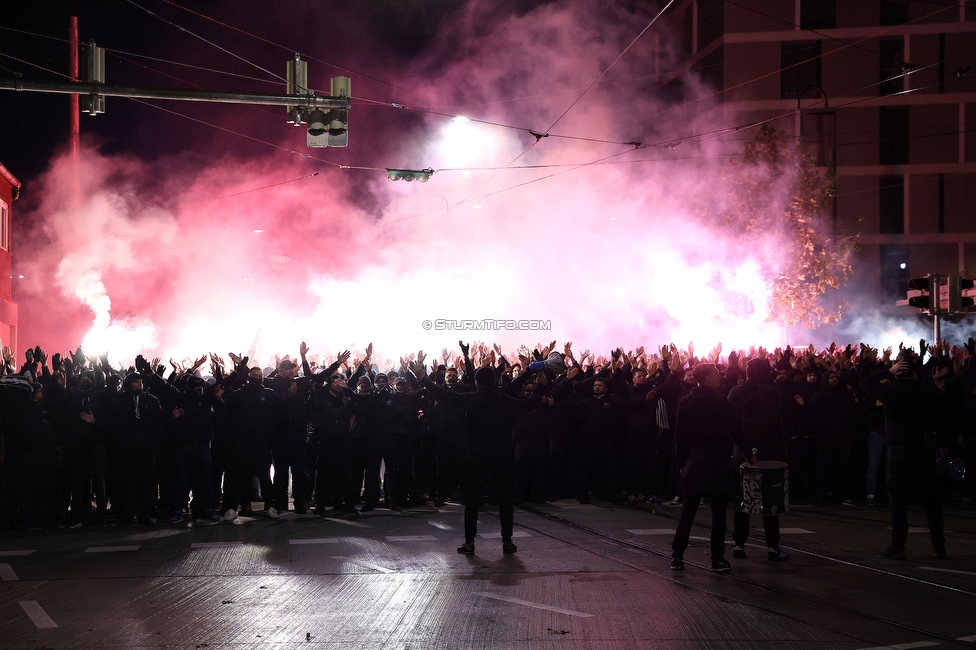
left=728, top=358, right=791, bottom=562
left=670, top=363, right=742, bottom=572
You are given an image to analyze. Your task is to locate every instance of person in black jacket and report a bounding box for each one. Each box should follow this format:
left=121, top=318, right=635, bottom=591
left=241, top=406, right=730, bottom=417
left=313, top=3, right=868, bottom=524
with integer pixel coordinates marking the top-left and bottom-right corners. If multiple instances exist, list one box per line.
left=310, top=369, right=367, bottom=515
left=807, top=370, right=859, bottom=504
left=411, top=352, right=542, bottom=555
left=142, top=364, right=222, bottom=523
left=107, top=372, right=166, bottom=526
left=220, top=366, right=281, bottom=521
left=727, top=358, right=790, bottom=562
left=860, top=354, right=947, bottom=560
left=670, top=363, right=740, bottom=572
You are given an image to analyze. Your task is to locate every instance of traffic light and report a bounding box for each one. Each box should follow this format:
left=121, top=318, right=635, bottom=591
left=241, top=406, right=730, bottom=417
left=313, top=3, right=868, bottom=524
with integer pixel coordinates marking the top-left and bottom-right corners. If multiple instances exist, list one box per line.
left=905, top=276, right=931, bottom=311
left=953, top=276, right=975, bottom=311
left=306, top=77, right=350, bottom=148
left=386, top=168, right=434, bottom=182
left=80, top=40, right=105, bottom=115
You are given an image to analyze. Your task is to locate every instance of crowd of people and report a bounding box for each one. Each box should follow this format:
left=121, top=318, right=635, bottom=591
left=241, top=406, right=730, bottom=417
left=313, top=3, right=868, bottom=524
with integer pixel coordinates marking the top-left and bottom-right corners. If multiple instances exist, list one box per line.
left=0, top=338, right=972, bottom=559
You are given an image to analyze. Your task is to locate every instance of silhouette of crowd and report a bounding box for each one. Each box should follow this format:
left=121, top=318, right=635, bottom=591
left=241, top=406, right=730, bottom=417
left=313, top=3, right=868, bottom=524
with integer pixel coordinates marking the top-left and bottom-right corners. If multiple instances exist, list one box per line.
left=1, top=337, right=973, bottom=531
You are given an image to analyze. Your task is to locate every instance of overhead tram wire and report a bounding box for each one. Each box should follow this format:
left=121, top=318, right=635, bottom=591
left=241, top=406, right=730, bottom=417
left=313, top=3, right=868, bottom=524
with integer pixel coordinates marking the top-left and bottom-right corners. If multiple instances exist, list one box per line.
left=440, top=0, right=680, bottom=216
left=627, top=2, right=962, bottom=130
left=7, top=7, right=955, bottom=163
left=723, top=0, right=881, bottom=55
left=6, top=10, right=970, bottom=214
left=0, top=52, right=75, bottom=80
left=543, top=0, right=678, bottom=136
left=158, top=0, right=398, bottom=91
left=123, top=0, right=298, bottom=91
left=105, top=47, right=283, bottom=88
left=125, top=97, right=343, bottom=167
left=217, top=172, right=322, bottom=199
left=0, top=24, right=286, bottom=89
left=355, top=97, right=665, bottom=150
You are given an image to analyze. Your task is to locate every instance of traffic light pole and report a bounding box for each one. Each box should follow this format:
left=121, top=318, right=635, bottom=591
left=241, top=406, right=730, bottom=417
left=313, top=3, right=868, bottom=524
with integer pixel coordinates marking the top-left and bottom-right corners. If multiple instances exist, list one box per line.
left=933, top=314, right=941, bottom=343
left=0, top=78, right=350, bottom=110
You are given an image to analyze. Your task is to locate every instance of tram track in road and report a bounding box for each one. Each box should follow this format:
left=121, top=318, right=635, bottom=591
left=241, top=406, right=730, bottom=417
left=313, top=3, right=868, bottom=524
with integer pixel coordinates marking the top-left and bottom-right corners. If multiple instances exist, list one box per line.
left=512, top=503, right=976, bottom=649
left=627, top=499, right=976, bottom=580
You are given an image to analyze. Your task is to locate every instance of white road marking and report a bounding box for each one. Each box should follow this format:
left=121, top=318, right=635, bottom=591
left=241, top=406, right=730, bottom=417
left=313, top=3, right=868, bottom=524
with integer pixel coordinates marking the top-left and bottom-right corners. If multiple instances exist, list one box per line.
left=779, top=528, right=816, bottom=534
left=428, top=521, right=454, bottom=531
left=477, top=592, right=594, bottom=618
left=853, top=642, right=940, bottom=650
left=919, top=566, right=976, bottom=577
left=319, top=517, right=371, bottom=528
left=957, top=635, right=976, bottom=642
left=385, top=535, right=437, bottom=542
left=289, top=538, right=339, bottom=545
left=0, top=550, right=35, bottom=556
left=478, top=532, right=532, bottom=539
left=0, top=563, right=19, bottom=580
left=330, top=556, right=395, bottom=573
left=190, top=542, right=244, bottom=549
left=626, top=528, right=675, bottom=535
left=20, top=601, right=57, bottom=628
left=84, top=545, right=140, bottom=553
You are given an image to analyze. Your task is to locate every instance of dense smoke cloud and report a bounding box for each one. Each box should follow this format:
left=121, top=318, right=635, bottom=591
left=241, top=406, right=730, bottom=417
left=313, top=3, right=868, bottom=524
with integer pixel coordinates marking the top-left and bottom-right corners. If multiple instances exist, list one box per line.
left=12, top=0, right=933, bottom=365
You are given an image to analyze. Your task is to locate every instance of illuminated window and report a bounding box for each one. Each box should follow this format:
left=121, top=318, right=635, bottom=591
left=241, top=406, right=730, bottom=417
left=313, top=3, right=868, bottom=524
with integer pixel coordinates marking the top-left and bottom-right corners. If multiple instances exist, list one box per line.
left=0, top=200, right=9, bottom=251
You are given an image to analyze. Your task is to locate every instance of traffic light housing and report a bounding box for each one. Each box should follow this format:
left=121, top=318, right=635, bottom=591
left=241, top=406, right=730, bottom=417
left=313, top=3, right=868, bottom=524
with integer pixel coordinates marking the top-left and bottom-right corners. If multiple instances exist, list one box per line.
left=899, top=274, right=975, bottom=313
left=905, top=276, right=931, bottom=311
left=956, top=277, right=975, bottom=311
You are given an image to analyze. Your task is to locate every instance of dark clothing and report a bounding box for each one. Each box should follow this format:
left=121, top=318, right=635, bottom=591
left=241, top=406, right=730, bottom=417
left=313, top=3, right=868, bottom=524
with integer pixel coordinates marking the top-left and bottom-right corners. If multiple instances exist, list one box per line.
left=671, top=385, right=739, bottom=562
left=420, top=376, right=538, bottom=542
left=860, top=368, right=947, bottom=554
left=674, top=386, right=737, bottom=496
left=222, top=382, right=280, bottom=512
left=106, top=388, right=166, bottom=523
left=728, top=378, right=787, bottom=552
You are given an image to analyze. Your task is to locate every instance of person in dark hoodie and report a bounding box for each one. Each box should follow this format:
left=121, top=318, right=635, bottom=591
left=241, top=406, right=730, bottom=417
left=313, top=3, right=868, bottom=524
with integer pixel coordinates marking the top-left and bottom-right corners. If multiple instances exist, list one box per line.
left=59, top=371, right=100, bottom=526
left=309, top=365, right=366, bottom=515
left=411, top=352, right=544, bottom=555
left=807, top=369, right=859, bottom=504
left=860, top=352, right=947, bottom=560
left=220, top=366, right=281, bottom=521
left=727, top=357, right=790, bottom=562
left=670, top=363, right=741, bottom=572
left=141, top=364, right=222, bottom=523
left=107, top=372, right=165, bottom=526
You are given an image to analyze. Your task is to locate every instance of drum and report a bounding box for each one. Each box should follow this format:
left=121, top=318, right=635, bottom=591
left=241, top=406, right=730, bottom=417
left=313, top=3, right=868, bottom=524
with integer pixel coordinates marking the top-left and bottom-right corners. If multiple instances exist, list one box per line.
left=740, top=460, right=789, bottom=516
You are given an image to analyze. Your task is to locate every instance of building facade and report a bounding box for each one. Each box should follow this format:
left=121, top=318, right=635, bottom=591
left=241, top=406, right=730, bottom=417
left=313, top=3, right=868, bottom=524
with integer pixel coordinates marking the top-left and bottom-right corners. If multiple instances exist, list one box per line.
left=0, top=162, right=20, bottom=354
left=662, top=0, right=976, bottom=311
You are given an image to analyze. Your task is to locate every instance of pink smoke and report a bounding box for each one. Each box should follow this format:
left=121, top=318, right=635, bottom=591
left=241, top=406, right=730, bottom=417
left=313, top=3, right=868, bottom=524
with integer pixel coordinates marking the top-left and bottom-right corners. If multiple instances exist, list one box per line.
left=14, top=1, right=901, bottom=365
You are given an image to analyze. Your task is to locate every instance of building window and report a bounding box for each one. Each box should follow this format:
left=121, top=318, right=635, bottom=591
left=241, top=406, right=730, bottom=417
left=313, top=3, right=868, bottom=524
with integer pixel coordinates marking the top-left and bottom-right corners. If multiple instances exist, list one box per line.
left=800, top=111, right=835, bottom=166
left=781, top=40, right=822, bottom=99
left=696, top=0, right=724, bottom=50
left=695, top=45, right=723, bottom=91
left=879, top=244, right=909, bottom=302
left=879, top=107, right=909, bottom=165
left=879, top=176, right=904, bottom=234
left=801, top=0, right=836, bottom=29
left=880, top=0, right=909, bottom=26
left=879, top=37, right=904, bottom=95
left=0, top=200, right=9, bottom=251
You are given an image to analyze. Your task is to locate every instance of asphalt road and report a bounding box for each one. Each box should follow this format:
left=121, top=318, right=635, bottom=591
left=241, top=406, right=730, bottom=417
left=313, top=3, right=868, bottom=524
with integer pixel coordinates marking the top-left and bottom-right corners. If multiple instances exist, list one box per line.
left=1, top=497, right=974, bottom=649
